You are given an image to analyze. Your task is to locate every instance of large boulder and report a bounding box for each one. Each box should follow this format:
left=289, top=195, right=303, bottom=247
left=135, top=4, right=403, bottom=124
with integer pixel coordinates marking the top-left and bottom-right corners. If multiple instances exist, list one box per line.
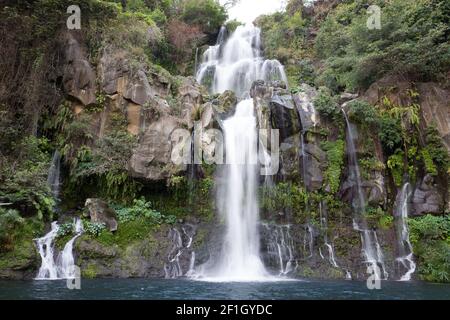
left=212, top=90, right=237, bottom=118
left=129, top=116, right=185, bottom=181
left=270, top=92, right=301, bottom=142
left=85, top=199, right=118, bottom=232
left=412, top=174, right=444, bottom=216
left=62, top=34, right=96, bottom=106
left=123, top=70, right=155, bottom=106
left=292, top=84, right=319, bottom=131
left=301, top=141, right=326, bottom=191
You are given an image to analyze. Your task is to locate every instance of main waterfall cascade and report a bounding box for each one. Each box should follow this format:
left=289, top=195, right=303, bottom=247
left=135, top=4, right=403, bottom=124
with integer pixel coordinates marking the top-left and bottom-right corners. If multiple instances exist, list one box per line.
left=342, top=111, right=388, bottom=280
left=194, top=24, right=288, bottom=281
left=196, top=24, right=287, bottom=97
left=394, top=183, right=416, bottom=281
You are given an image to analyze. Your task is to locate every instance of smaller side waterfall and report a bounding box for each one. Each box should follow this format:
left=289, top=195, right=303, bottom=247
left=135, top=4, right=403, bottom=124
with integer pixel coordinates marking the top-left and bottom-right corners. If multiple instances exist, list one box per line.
left=319, top=202, right=339, bottom=268
left=47, top=151, right=61, bottom=201
left=57, top=218, right=84, bottom=279
left=303, top=225, right=314, bottom=259
left=164, top=228, right=183, bottom=279
left=164, top=225, right=196, bottom=279
left=342, top=110, right=388, bottom=280
left=35, top=219, right=84, bottom=280
left=394, top=183, right=416, bottom=281
left=262, top=223, right=297, bottom=275
left=35, top=222, right=60, bottom=280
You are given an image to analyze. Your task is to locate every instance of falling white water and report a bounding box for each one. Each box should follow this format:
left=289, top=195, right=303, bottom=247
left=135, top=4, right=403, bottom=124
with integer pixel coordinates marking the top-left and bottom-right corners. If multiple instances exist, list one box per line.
left=262, top=223, right=297, bottom=276
left=164, top=228, right=184, bottom=279
left=35, top=222, right=60, bottom=280
left=35, top=219, right=84, bottom=280
left=47, top=151, right=61, bottom=201
left=196, top=24, right=288, bottom=97
left=195, top=24, right=288, bottom=281
left=342, top=110, right=388, bottom=280
left=345, top=270, right=352, bottom=280
left=57, top=218, right=83, bottom=279
left=205, top=98, right=267, bottom=281
left=300, top=132, right=309, bottom=190
left=303, top=225, right=314, bottom=259
left=186, top=252, right=196, bottom=277
left=319, top=202, right=339, bottom=268
left=394, top=183, right=416, bottom=281
left=164, top=226, right=197, bottom=279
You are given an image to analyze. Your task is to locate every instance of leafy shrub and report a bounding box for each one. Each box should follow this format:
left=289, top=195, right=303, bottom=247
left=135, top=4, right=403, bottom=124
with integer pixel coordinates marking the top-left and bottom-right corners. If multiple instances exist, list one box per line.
left=321, top=140, right=345, bottom=194
left=115, top=198, right=176, bottom=225
left=181, top=0, right=227, bottom=34
left=56, top=222, right=75, bottom=238
left=313, top=87, right=341, bottom=120
left=379, top=116, right=403, bottom=154
left=0, top=136, right=55, bottom=220
left=387, top=150, right=405, bottom=187
left=421, top=126, right=449, bottom=173
left=347, top=100, right=379, bottom=126
left=83, top=221, right=106, bottom=237
left=409, top=215, right=450, bottom=282
left=0, top=209, right=24, bottom=252
left=315, top=0, right=450, bottom=91
left=261, top=183, right=307, bottom=214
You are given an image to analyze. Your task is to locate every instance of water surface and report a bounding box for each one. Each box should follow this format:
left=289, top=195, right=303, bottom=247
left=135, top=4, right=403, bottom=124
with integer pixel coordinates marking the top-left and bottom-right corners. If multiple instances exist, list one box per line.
left=0, top=279, right=449, bottom=300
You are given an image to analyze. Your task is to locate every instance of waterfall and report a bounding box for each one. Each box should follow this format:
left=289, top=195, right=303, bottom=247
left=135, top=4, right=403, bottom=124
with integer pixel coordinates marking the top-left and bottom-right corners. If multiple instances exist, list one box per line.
left=35, top=219, right=84, bottom=280
left=394, top=183, right=416, bottom=281
left=262, top=223, right=297, bottom=276
left=35, top=222, right=60, bottom=280
left=164, top=228, right=184, bottom=279
left=303, top=225, right=314, bottom=259
left=186, top=252, right=196, bottom=277
left=57, top=218, right=83, bottom=279
left=209, top=98, right=267, bottom=280
left=300, top=132, right=309, bottom=191
left=342, top=110, right=388, bottom=280
left=164, top=226, right=197, bottom=279
left=47, top=151, right=61, bottom=201
left=196, top=24, right=287, bottom=97
left=195, top=24, right=287, bottom=281
left=319, top=202, right=339, bottom=268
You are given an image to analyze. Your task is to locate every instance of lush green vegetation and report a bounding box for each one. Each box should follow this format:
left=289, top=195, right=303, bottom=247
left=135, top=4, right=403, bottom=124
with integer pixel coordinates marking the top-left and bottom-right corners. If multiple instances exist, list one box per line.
left=315, top=0, right=450, bottom=92
left=321, top=140, right=345, bottom=194
left=409, top=215, right=450, bottom=282
left=0, top=0, right=448, bottom=284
